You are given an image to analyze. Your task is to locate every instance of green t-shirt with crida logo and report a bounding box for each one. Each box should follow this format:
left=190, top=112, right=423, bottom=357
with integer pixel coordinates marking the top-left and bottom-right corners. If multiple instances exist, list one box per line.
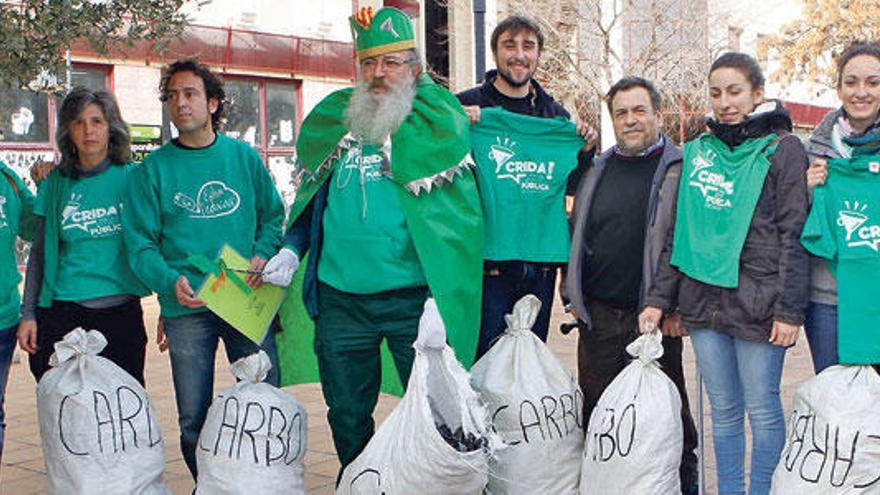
left=801, top=155, right=880, bottom=364
left=469, top=107, right=584, bottom=262
left=35, top=163, right=147, bottom=303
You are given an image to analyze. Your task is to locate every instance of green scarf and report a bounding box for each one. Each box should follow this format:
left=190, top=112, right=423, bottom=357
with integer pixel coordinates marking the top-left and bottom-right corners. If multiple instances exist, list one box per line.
left=671, top=133, right=779, bottom=288
left=276, top=74, right=483, bottom=396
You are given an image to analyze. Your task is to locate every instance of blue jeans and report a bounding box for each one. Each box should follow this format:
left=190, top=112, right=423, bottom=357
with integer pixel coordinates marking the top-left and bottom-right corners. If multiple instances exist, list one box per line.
left=0, top=325, right=15, bottom=464
left=690, top=328, right=786, bottom=495
left=804, top=301, right=838, bottom=373
left=477, top=260, right=557, bottom=360
left=163, top=311, right=280, bottom=479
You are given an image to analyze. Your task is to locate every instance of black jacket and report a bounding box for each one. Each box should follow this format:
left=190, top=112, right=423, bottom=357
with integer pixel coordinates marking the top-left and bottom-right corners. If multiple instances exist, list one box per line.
left=457, top=70, right=570, bottom=118
left=566, top=135, right=682, bottom=329
left=644, top=101, right=810, bottom=341
left=456, top=70, right=591, bottom=197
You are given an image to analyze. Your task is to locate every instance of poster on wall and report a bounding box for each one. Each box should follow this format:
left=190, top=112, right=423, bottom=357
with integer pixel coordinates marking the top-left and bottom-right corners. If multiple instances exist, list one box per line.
left=130, top=124, right=162, bottom=163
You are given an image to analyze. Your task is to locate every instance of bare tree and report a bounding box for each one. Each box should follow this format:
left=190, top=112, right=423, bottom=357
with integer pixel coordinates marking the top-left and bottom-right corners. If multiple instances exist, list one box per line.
left=502, top=0, right=713, bottom=144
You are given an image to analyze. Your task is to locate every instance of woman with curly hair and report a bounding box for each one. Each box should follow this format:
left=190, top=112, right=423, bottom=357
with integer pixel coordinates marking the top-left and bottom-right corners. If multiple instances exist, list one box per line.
left=18, top=87, right=149, bottom=384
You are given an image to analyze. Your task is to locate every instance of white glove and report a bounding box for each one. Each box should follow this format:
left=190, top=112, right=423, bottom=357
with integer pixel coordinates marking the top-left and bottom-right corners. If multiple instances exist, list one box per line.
left=261, top=248, right=300, bottom=287
left=415, top=298, right=447, bottom=350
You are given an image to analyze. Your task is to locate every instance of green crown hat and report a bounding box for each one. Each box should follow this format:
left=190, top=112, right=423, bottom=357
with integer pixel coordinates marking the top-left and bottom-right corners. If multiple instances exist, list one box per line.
left=349, top=6, right=416, bottom=60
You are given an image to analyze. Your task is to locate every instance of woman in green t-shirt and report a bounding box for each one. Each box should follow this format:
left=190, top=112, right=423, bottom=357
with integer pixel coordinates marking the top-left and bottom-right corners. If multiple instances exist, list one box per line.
left=640, top=53, right=810, bottom=494
left=0, top=159, right=37, bottom=463
left=17, top=88, right=150, bottom=384
left=803, top=42, right=880, bottom=374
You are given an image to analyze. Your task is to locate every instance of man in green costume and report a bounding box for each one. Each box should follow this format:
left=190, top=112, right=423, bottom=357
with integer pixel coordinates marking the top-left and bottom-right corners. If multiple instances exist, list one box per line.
left=261, top=6, right=484, bottom=471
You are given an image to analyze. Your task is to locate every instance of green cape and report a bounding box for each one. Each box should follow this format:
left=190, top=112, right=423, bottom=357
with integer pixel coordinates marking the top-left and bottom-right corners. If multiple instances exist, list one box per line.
left=276, top=74, right=483, bottom=396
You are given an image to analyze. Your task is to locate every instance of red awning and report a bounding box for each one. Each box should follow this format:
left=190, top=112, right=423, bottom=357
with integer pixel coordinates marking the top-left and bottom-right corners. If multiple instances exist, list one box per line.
left=70, top=24, right=356, bottom=81
left=783, top=101, right=834, bottom=128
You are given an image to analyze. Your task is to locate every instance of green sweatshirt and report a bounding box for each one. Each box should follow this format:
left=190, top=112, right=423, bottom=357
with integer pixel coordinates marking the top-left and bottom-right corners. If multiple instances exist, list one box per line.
left=319, top=142, right=426, bottom=293
left=0, top=161, right=36, bottom=329
left=122, top=135, right=285, bottom=317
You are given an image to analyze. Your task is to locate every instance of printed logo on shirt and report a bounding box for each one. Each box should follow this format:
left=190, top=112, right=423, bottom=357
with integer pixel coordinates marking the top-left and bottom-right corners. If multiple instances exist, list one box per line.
left=336, top=147, right=389, bottom=188
left=837, top=200, right=880, bottom=253
left=0, top=195, right=7, bottom=229
left=687, top=148, right=734, bottom=210
left=61, top=193, right=122, bottom=237
left=489, top=136, right=555, bottom=191
left=173, top=181, right=241, bottom=219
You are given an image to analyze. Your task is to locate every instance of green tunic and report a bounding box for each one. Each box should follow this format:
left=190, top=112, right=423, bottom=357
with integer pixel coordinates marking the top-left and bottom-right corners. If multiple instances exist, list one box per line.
left=672, top=133, right=779, bottom=288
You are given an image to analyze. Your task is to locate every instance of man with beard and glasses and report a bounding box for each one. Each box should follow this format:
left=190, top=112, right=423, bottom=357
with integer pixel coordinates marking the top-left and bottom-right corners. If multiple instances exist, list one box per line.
left=457, top=15, right=597, bottom=358
left=261, top=7, right=483, bottom=474
left=566, top=77, right=699, bottom=495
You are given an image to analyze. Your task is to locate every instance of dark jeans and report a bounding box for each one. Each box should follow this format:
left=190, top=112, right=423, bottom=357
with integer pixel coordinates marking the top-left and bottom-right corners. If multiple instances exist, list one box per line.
left=477, top=260, right=557, bottom=360
left=163, top=310, right=279, bottom=480
left=577, top=298, right=699, bottom=490
left=804, top=301, right=838, bottom=373
left=30, top=299, right=147, bottom=385
left=314, top=282, right=428, bottom=475
left=0, top=325, right=15, bottom=465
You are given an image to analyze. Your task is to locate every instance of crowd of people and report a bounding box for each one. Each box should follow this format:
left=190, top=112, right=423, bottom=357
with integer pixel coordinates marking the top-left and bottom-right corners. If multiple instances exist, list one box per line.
left=0, top=6, right=877, bottom=494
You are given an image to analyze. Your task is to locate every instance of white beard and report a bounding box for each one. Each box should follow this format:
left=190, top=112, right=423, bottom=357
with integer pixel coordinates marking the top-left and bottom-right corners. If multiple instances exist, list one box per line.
left=344, top=71, right=416, bottom=145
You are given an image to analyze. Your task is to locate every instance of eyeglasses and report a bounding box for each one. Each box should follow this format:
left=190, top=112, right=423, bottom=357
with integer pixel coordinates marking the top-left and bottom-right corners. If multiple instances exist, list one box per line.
left=360, top=56, right=417, bottom=72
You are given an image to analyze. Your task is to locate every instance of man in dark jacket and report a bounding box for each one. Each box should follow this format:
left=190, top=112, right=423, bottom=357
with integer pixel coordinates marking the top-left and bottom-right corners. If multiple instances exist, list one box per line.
left=457, top=15, right=596, bottom=358
left=566, top=77, right=698, bottom=494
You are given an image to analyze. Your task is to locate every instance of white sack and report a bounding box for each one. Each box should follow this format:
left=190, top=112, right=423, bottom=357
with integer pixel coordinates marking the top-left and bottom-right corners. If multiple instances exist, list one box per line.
left=771, top=365, right=880, bottom=494
left=471, top=294, right=584, bottom=494
left=337, top=346, right=495, bottom=494
left=196, top=350, right=307, bottom=495
left=37, top=328, right=170, bottom=495
left=580, top=331, right=682, bottom=495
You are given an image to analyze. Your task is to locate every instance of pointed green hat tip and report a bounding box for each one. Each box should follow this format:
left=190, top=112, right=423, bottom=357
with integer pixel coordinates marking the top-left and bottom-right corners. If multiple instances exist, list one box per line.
left=349, top=6, right=416, bottom=60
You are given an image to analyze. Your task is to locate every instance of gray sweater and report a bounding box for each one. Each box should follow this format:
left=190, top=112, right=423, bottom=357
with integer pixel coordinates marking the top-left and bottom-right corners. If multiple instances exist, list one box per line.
left=805, top=109, right=842, bottom=306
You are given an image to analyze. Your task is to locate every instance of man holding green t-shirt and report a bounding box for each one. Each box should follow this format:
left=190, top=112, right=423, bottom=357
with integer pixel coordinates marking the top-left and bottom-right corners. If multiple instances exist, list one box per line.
left=457, top=15, right=596, bottom=357
left=261, top=7, right=483, bottom=473
left=122, top=59, right=285, bottom=480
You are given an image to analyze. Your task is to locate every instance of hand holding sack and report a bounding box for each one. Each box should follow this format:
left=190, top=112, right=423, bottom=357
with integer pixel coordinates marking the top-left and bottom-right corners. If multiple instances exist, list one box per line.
left=196, top=351, right=307, bottom=494
left=37, top=328, right=170, bottom=495
left=470, top=295, right=584, bottom=494
left=580, top=331, right=682, bottom=495
left=771, top=365, right=880, bottom=494
left=336, top=346, right=497, bottom=494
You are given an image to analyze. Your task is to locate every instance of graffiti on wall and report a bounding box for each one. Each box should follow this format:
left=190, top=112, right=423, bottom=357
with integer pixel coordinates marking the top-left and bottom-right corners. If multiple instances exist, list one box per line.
left=0, top=149, right=53, bottom=193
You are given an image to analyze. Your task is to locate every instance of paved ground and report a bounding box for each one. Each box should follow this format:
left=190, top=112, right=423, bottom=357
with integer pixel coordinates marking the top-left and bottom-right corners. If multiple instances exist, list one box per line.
left=1, top=294, right=815, bottom=493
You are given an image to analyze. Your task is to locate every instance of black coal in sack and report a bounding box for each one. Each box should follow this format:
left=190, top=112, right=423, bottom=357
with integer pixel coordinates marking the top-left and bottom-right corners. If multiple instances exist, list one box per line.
left=435, top=422, right=489, bottom=453
left=336, top=347, right=498, bottom=494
